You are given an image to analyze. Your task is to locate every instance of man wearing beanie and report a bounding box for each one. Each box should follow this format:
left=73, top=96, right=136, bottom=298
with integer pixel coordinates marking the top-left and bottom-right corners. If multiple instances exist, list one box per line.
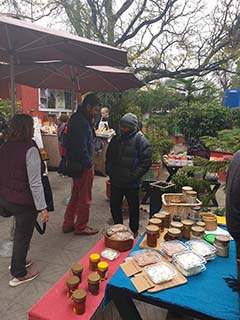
left=106, top=113, right=152, bottom=237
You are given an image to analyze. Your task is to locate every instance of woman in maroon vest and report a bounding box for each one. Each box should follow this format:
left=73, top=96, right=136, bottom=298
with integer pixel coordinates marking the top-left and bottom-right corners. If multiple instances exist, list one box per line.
left=0, top=114, right=49, bottom=287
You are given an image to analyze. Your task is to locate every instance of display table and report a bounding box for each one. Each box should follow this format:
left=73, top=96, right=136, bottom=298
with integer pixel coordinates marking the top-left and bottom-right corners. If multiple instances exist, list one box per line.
left=106, top=234, right=239, bottom=320
left=28, top=237, right=136, bottom=320
left=42, top=134, right=61, bottom=169
left=94, top=136, right=110, bottom=176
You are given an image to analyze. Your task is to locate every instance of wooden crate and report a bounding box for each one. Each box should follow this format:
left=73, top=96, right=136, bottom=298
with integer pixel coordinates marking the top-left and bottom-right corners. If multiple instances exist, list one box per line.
left=162, top=193, right=202, bottom=219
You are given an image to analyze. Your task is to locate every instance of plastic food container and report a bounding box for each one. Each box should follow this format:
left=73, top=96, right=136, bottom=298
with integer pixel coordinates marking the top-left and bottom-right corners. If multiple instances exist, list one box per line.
left=101, top=248, right=119, bottom=261
left=160, top=240, right=188, bottom=257
left=131, top=249, right=162, bottom=267
left=186, top=239, right=216, bottom=261
left=173, top=251, right=206, bottom=276
left=144, top=262, right=177, bottom=284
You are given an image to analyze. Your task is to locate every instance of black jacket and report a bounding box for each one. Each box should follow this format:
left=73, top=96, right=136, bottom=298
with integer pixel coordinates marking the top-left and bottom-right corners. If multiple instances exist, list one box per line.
left=106, top=130, right=152, bottom=188
left=226, top=150, right=240, bottom=243
left=67, top=109, right=95, bottom=169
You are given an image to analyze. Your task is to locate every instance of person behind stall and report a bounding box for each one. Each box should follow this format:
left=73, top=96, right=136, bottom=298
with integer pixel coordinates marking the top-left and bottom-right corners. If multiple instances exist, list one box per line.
left=57, top=114, right=69, bottom=176
left=96, top=107, right=110, bottom=130
left=62, top=93, right=100, bottom=235
left=106, top=113, right=152, bottom=238
left=0, top=114, right=49, bottom=287
left=226, top=151, right=240, bottom=290
left=0, top=111, right=8, bottom=145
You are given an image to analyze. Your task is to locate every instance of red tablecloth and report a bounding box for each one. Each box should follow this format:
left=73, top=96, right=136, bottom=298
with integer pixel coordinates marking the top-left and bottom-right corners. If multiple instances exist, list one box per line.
left=28, top=237, right=135, bottom=320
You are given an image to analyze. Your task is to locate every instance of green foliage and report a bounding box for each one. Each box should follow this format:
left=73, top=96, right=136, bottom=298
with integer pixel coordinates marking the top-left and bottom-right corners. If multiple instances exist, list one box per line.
left=172, top=173, right=210, bottom=194
left=144, top=118, right=174, bottom=162
left=200, top=128, right=240, bottom=153
left=171, top=102, right=231, bottom=139
left=0, top=98, right=12, bottom=120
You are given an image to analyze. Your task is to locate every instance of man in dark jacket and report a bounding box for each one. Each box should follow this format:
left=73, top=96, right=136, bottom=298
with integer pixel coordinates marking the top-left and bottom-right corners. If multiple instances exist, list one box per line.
left=62, top=93, right=100, bottom=235
left=106, top=113, right=152, bottom=237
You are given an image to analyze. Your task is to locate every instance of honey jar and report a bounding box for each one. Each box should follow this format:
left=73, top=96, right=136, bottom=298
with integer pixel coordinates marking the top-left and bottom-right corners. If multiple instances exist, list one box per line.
left=66, top=275, right=80, bottom=297
left=182, top=186, right=193, bottom=202
left=97, top=261, right=108, bottom=280
left=71, top=263, right=83, bottom=282
left=89, top=253, right=101, bottom=271
left=148, top=218, right=162, bottom=237
left=72, top=288, right=86, bottom=315
left=154, top=211, right=167, bottom=231
left=196, top=221, right=206, bottom=229
left=164, top=228, right=182, bottom=241
left=170, top=221, right=184, bottom=232
left=182, top=219, right=194, bottom=239
left=186, top=190, right=197, bottom=204
left=146, top=225, right=159, bottom=247
left=88, top=273, right=101, bottom=295
left=214, top=235, right=230, bottom=258
left=191, top=226, right=205, bottom=239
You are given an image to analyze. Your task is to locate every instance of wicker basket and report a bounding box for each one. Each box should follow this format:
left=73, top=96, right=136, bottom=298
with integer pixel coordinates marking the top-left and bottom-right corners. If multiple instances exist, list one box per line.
left=104, top=233, right=134, bottom=252
left=162, top=193, right=202, bottom=219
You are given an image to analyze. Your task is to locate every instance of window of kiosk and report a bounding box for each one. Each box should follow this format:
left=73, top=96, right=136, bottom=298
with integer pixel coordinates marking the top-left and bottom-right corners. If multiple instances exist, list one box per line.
left=39, top=89, right=72, bottom=112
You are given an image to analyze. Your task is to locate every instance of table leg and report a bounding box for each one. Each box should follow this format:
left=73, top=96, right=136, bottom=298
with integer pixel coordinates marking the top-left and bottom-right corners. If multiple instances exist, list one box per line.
left=108, top=286, right=142, bottom=320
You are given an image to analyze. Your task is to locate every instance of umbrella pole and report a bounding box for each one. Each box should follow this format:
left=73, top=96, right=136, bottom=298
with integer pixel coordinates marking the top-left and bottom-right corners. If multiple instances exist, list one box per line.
left=71, top=79, right=76, bottom=112
left=10, top=54, right=16, bottom=117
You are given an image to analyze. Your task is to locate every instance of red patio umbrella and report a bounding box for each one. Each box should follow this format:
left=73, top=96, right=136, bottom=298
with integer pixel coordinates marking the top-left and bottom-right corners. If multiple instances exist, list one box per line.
left=0, top=63, right=142, bottom=93
left=0, top=16, right=128, bottom=114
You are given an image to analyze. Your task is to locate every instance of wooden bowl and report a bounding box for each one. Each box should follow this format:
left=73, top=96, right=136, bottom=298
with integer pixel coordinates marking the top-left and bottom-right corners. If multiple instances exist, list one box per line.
left=104, top=233, right=134, bottom=252
left=201, top=213, right=217, bottom=231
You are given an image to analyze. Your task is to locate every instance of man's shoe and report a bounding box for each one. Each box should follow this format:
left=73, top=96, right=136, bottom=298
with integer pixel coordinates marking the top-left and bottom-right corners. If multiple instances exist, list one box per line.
left=62, top=225, right=74, bottom=233
left=74, top=226, right=99, bottom=235
left=9, top=271, right=39, bottom=287
left=8, top=259, right=33, bottom=271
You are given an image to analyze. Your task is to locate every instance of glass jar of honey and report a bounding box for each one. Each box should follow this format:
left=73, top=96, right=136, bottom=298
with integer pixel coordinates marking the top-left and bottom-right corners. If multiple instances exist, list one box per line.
left=153, top=212, right=166, bottom=231
left=146, top=225, right=159, bottom=247
left=170, top=221, right=184, bottom=232
left=148, top=218, right=162, bottom=237
left=196, top=221, right=206, bottom=229
left=164, top=228, right=182, bottom=241
left=181, top=219, right=194, bottom=239
left=71, top=263, right=83, bottom=282
left=97, top=261, right=108, bottom=280
left=191, top=226, right=205, bottom=239
left=88, top=273, right=101, bottom=295
left=89, top=253, right=101, bottom=271
left=72, top=288, right=86, bottom=315
left=66, top=275, right=80, bottom=297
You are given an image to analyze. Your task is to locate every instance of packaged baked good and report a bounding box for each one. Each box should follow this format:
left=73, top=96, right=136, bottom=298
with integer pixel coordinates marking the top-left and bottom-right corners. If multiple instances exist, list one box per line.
left=131, top=249, right=162, bottom=267
left=160, top=240, right=188, bottom=257
left=101, top=248, right=120, bottom=261
left=109, top=231, right=134, bottom=241
left=173, top=251, right=206, bottom=276
left=144, top=262, right=177, bottom=284
left=186, top=240, right=216, bottom=261
left=106, top=224, right=128, bottom=236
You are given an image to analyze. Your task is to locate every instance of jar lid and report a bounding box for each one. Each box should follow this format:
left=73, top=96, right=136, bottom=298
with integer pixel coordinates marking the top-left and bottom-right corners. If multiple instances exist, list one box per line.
left=161, top=211, right=171, bottom=217
left=196, top=221, right=206, bottom=227
left=215, top=235, right=230, bottom=243
left=149, top=218, right=162, bottom=225
left=168, top=228, right=181, bottom=235
left=72, top=288, right=86, bottom=302
left=146, top=225, right=159, bottom=233
left=182, top=186, right=193, bottom=192
left=186, top=190, right=197, bottom=196
left=90, top=253, right=100, bottom=262
left=98, top=261, right=108, bottom=271
left=191, top=226, right=204, bottom=233
left=71, top=263, right=83, bottom=273
left=171, top=221, right=183, bottom=228
left=66, top=275, right=80, bottom=287
left=88, top=273, right=101, bottom=284
left=191, top=206, right=201, bottom=211
left=181, top=219, right=194, bottom=226
left=154, top=213, right=166, bottom=219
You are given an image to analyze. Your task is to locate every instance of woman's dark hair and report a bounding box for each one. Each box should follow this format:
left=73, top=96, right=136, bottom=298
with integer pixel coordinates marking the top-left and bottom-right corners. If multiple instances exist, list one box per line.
left=8, top=114, right=34, bottom=143
left=59, top=114, right=69, bottom=123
